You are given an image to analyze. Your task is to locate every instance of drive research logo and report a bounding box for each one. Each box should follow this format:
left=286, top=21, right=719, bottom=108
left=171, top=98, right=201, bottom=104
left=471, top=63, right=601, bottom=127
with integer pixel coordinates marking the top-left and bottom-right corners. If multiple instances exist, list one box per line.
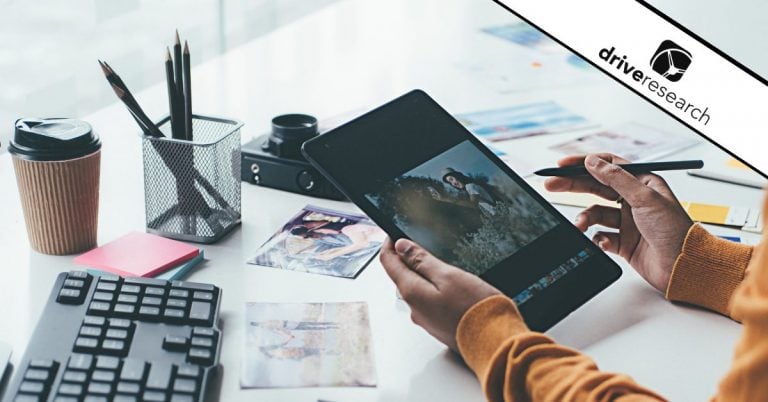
left=649, top=40, right=692, bottom=82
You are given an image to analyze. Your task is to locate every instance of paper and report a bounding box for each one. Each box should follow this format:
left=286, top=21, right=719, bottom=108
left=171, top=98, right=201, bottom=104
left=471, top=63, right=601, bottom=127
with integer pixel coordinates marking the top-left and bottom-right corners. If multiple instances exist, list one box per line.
left=74, top=232, right=200, bottom=277
left=456, top=101, right=595, bottom=142
left=248, top=206, right=385, bottom=278
left=241, top=302, right=376, bottom=388
left=549, top=123, right=699, bottom=161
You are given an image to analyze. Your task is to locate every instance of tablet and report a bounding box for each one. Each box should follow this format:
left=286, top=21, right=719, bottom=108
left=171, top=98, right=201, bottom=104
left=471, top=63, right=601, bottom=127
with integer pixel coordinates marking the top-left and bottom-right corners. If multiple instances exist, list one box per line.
left=302, top=90, right=621, bottom=331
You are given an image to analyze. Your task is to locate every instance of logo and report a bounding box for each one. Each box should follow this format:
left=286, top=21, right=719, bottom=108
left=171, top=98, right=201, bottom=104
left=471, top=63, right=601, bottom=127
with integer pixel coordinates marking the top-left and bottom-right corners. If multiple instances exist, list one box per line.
left=649, top=40, right=692, bottom=82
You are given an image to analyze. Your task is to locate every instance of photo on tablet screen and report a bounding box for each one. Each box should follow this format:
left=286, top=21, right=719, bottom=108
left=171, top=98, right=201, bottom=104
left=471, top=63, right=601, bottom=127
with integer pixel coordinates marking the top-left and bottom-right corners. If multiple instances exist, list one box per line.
left=365, top=140, right=559, bottom=274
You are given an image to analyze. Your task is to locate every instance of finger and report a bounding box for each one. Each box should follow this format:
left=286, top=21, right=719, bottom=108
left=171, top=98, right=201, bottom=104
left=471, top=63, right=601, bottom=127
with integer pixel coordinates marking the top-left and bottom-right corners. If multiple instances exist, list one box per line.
left=638, top=173, right=678, bottom=201
left=555, top=153, right=631, bottom=167
left=584, top=154, right=658, bottom=207
left=574, top=205, right=621, bottom=232
left=380, top=239, right=435, bottom=298
left=593, top=231, right=620, bottom=254
left=544, top=176, right=620, bottom=201
left=394, top=239, right=445, bottom=284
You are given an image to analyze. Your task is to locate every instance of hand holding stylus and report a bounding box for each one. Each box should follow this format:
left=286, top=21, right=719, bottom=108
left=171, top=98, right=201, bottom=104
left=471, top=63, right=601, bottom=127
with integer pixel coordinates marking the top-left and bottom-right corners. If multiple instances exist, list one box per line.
left=544, top=153, right=693, bottom=292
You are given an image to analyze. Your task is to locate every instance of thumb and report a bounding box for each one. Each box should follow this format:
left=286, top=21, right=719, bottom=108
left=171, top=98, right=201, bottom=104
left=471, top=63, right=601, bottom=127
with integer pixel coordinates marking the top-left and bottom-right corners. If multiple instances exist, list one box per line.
left=584, top=154, right=655, bottom=207
left=394, top=239, right=444, bottom=283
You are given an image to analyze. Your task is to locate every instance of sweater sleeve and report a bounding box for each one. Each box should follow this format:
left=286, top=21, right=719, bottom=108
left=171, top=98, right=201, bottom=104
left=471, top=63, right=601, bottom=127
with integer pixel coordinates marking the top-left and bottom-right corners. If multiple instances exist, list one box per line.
left=457, top=295, right=666, bottom=402
left=665, top=224, right=753, bottom=317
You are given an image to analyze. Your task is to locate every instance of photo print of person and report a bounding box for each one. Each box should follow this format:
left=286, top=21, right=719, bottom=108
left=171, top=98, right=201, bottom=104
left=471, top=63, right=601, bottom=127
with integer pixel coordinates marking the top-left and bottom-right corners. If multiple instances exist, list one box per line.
left=366, top=140, right=560, bottom=275
left=248, top=205, right=386, bottom=278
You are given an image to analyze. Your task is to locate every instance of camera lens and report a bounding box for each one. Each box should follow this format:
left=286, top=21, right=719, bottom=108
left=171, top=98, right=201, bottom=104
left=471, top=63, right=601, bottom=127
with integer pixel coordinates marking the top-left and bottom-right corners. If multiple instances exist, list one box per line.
left=265, top=114, right=318, bottom=159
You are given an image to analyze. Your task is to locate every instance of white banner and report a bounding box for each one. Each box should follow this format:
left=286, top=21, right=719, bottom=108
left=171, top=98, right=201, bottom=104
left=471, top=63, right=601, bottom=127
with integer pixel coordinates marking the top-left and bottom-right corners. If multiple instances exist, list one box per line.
left=494, top=0, right=768, bottom=176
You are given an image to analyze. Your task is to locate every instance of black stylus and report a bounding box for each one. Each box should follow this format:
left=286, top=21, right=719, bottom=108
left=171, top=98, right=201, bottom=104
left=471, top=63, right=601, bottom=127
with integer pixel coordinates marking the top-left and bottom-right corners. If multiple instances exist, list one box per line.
left=534, top=160, right=704, bottom=177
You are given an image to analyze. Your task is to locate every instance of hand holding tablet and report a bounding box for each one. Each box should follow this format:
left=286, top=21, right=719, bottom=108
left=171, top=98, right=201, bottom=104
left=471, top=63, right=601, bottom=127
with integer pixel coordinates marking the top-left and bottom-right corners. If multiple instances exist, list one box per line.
left=302, top=90, right=622, bottom=331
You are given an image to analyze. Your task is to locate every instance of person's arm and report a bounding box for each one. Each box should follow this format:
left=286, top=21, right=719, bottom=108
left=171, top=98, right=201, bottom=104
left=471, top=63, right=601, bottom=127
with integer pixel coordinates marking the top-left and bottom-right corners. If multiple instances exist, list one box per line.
left=457, top=296, right=665, bottom=402
left=665, top=223, right=753, bottom=316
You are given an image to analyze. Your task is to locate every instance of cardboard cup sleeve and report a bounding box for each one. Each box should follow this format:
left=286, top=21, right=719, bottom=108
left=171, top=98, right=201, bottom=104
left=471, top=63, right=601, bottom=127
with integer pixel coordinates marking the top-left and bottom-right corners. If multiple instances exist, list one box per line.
left=12, top=150, right=101, bottom=255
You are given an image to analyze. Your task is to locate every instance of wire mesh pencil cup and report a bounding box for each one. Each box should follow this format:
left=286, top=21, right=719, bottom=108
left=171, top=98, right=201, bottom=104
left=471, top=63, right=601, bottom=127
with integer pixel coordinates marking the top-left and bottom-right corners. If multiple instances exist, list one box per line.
left=142, top=114, right=243, bottom=243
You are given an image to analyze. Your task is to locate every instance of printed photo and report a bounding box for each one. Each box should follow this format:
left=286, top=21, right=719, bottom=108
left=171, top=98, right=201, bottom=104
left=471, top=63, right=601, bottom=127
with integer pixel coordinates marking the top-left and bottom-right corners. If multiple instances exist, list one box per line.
left=248, top=206, right=385, bottom=278
left=366, top=140, right=560, bottom=275
left=241, top=302, right=376, bottom=388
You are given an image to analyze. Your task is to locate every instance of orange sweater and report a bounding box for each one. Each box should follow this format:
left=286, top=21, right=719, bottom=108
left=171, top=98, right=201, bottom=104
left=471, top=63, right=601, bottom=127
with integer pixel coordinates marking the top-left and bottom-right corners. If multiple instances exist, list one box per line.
left=456, top=223, right=765, bottom=402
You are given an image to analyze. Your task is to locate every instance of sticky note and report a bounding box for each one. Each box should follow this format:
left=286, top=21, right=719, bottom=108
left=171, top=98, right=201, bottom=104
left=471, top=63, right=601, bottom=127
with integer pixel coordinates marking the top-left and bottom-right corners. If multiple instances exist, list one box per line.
left=75, top=232, right=199, bottom=277
left=682, top=202, right=730, bottom=224
left=726, top=158, right=750, bottom=170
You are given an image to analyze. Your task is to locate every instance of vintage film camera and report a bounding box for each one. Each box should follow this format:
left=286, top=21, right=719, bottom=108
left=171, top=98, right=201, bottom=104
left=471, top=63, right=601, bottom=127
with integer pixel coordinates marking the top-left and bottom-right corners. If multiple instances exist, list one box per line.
left=241, top=114, right=345, bottom=200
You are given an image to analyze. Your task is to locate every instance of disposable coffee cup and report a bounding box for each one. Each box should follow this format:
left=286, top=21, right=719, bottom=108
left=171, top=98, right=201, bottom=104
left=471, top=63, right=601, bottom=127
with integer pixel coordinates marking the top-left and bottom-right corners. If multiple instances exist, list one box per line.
left=9, top=118, right=101, bottom=255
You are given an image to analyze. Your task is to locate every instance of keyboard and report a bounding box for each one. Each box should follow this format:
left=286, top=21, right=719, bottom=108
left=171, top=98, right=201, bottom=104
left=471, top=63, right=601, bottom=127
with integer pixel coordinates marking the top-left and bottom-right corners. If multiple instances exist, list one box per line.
left=3, top=271, right=222, bottom=402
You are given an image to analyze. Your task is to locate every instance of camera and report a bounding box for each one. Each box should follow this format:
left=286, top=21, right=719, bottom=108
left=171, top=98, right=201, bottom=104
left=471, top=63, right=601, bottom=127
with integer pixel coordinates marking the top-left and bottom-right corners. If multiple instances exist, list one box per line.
left=241, top=114, right=345, bottom=200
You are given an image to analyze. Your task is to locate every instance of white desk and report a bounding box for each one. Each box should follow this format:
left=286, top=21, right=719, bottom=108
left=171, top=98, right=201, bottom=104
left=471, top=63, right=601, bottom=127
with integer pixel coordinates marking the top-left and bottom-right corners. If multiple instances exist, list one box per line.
left=1, top=0, right=764, bottom=401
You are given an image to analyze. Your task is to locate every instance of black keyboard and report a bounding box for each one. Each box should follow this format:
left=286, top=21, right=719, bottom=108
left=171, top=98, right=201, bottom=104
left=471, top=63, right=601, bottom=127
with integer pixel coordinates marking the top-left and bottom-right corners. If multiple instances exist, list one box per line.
left=3, top=271, right=222, bottom=402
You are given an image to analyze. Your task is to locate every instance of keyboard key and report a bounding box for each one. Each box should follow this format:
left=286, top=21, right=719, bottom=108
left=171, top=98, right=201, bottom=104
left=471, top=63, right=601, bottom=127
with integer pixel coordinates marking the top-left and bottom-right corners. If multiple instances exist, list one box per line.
left=83, top=316, right=106, bottom=327
left=57, top=383, right=83, bottom=396
left=189, top=301, right=212, bottom=324
left=87, top=382, right=112, bottom=395
left=116, top=381, right=141, bottom=395
left=175, top=364, right=201, bottom=379
left=95, top=282, right=117, bottom=292
left=91, top=370, right=116, bottom=383
left=24, top=369, right=50, bottom=381
left=121, top=285, right=141, bottom=294
left=113, top=303, right=135, bottom=315
left=68, top=271, right=89, bottom=280
left=63, top=279, right=85, bottom=288
left=14, top=395, right=41, bottom=402
left=124, top=277, right=167, bottom=286
left=146, top=362, right=173, bottom=390
left=190, top=337, right=213, bottom=348
left=62, top=371, right=87, bottom=383
left=19, top=381, right=45, bottom=393
left=113, top=396, right=138, bottom=402
left=144, top=287, right=166, bottom=296
left=188, top=348, right=213, bottom=365
left=79, top=326, right=103, bottom=338
left=143, top=391, right=167, bottom=402
left=170, top=394, right=194, bottom=402
left=53, top=396, right=79, bottom=402
left=191, top=327, right=215, bottom=337
left=95, top=356, right=121, bottom=371
left=142, top=297, right=162, bottom=306
left=139, top=306, right=161, bottom=319
left=67, top=354, right=93, bottom=371
left=163, top=309, right=185, bottom=320
left=101, top=339, right=126, bottom=355
left=162, top=335, right=188, bottom=351
left=98, top=274, right=120, bottom=283
left=74, top=337, right=99, bottom=352
left=57, top=288, right=82, bottom=305
left=117, top=294, right=138, bottom=304
left=169, top=289, right=189, bottom=298
left=28, top=359, right=56, bottom=370
left=172, top=378, right=197, bottom=394
left=91, top=292, right=114, bottom=302
left=88, top=301, right=111, bottom=315
left=109, top=318, right=132, bottom=329
left=106, top=329, right=129, bottom=340
left=119, top=359, right=147, bottom=382
left=83, top=396, right=108, bottom=402
left=166, top=299, right=187, bottom=309
left=192, top=291, right=213, bottom=301
left=172, top=281, right=215, bottom=292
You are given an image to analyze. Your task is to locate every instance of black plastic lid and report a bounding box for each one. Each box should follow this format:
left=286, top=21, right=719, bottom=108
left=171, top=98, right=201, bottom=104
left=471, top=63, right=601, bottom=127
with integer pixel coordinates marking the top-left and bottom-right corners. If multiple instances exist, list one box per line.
left=9, top=118, right=101, bottom=161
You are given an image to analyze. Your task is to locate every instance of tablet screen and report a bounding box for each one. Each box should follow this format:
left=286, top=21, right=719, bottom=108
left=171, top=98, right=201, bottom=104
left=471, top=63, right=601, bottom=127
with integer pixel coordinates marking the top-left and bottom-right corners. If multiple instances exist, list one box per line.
left=365, top=140, right=560, bottom=275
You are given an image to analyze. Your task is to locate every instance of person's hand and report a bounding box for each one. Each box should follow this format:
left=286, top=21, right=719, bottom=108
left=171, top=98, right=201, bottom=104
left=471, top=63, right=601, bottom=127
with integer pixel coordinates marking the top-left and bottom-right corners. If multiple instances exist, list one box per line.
left=544, top=153, right=693, bottom=292
left=380, top=238, right=501, bottom=351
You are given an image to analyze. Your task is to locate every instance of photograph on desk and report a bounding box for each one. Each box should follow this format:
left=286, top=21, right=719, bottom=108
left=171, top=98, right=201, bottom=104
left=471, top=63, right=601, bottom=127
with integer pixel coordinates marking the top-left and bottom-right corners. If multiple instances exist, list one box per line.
left=241, top=302, right=376, bottom=388
left=248, top=205, right=386, bottom=278
left=366, top=140, right=560, bottom=275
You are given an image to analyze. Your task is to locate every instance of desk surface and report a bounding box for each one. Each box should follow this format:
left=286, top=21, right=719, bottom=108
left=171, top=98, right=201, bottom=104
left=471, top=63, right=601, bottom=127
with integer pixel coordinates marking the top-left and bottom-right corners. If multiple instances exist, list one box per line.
left=1, top=0, right=764, bottom=401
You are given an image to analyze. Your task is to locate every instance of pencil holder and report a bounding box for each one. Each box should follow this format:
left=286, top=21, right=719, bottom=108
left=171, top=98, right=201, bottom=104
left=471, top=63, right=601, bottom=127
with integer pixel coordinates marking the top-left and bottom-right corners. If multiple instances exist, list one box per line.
left=142, top=114, right=243, bottom=243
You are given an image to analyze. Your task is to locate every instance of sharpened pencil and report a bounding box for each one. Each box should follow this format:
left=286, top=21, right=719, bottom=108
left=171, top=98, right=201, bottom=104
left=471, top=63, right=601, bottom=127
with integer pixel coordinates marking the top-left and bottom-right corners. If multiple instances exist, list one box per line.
left=173, top=30, right=184, bottom=139
left=165, top=48, right=178, bottom=138
left=183, top=40, right=193, bottom=141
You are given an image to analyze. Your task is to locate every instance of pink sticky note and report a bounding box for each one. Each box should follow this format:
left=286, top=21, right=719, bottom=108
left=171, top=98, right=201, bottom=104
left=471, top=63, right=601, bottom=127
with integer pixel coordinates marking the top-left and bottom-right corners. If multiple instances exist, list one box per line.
left=75, top=232, right=199, bottom=277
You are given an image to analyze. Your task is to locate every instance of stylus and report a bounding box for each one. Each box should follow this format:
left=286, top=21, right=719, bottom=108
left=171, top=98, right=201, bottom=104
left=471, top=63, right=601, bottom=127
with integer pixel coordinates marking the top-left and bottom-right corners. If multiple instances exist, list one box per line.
left=534, top=160, right=704, bottom=177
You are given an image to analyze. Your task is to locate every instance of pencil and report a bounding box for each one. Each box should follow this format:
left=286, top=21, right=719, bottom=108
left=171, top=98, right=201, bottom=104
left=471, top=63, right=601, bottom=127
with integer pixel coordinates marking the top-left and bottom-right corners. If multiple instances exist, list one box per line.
left=99, top=60, right=163, bottom=137
left=173, top=30, right=184, bottom=139
left=183, top=40, right=193, bottom=141
left=165, top=48, right=178, bottom=138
